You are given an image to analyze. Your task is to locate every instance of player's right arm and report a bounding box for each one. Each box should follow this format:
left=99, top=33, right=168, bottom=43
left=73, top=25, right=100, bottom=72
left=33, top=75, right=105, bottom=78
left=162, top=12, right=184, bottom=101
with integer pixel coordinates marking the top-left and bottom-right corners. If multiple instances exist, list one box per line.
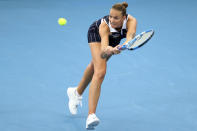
left=99, top=22, right=120, bottom=58
left=99, top=22, right=110, bottom=50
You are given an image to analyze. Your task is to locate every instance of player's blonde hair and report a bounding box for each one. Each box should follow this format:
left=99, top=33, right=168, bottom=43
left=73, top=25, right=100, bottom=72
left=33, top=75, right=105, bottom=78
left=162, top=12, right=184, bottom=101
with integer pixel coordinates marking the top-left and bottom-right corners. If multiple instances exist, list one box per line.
left=112, top=2, right=128, bottom=16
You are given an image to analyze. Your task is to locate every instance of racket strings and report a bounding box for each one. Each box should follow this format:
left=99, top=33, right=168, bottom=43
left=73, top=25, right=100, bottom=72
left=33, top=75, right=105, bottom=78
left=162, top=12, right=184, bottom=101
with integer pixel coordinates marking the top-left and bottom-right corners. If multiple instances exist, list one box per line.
left=127, top=31, right=153, bottom=49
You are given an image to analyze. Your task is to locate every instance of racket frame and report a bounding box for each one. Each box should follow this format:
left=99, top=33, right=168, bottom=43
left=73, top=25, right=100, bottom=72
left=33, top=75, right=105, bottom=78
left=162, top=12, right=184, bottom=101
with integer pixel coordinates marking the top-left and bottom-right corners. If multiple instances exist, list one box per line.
left=120, top=29, right=154, bottom=50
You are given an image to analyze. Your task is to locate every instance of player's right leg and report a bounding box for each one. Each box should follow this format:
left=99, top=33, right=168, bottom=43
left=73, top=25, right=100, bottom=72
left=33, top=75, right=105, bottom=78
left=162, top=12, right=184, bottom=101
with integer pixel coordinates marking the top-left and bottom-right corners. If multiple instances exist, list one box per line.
left=67, top=50, right=110, bottom=116
left=86, top=42, right=108, bottom=129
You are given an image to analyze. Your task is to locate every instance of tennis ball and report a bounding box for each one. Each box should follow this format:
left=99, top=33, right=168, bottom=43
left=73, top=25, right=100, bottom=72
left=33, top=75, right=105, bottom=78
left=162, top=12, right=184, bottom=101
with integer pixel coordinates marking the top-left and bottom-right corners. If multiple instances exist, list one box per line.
left=58, top=18, right=67, bottom=26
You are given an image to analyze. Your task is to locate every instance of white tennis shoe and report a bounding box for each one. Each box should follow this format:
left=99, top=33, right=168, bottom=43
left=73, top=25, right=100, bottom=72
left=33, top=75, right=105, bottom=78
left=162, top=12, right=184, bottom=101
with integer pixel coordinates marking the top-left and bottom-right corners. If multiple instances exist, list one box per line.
left=86, top=114, right=100, bottom=130
left=67, top=87, right=82, bottom=115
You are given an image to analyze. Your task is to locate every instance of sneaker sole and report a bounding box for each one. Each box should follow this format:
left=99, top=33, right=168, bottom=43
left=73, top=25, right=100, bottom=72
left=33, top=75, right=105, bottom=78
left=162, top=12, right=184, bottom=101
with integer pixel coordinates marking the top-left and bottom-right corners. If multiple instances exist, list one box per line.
left=86, top=120, right=99, bottom=130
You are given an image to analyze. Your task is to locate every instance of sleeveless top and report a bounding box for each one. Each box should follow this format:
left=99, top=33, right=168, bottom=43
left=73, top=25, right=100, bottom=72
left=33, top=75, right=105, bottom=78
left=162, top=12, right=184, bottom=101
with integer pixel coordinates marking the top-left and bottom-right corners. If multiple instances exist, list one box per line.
left=97, top=14, right=128, bottom=46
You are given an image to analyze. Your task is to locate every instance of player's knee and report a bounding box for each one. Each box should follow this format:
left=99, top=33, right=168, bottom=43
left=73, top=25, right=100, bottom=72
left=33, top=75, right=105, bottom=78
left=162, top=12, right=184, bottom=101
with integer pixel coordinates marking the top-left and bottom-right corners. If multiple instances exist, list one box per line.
left=94, top=69, right=106, bottom=80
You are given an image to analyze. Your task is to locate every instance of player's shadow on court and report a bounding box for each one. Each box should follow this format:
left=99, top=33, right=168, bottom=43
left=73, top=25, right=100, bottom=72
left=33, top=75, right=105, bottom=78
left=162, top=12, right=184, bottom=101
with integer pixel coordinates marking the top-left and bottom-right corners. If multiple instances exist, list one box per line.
left=64, top=114, right=86, bottom=131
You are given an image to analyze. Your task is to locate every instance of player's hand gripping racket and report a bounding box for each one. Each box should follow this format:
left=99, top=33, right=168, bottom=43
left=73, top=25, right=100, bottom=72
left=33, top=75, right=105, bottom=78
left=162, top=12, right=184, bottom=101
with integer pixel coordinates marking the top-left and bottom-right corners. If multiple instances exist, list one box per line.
left=119, top=29, right=154, bottom=50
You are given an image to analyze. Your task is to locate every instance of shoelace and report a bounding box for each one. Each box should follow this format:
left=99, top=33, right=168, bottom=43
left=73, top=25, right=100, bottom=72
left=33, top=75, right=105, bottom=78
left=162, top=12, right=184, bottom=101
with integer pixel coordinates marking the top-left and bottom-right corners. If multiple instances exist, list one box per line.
left=89, top=114, right=97, bottom=119
left=77, top=96, right=82, bottom=107
left=74, top=89, right=82, bottom=107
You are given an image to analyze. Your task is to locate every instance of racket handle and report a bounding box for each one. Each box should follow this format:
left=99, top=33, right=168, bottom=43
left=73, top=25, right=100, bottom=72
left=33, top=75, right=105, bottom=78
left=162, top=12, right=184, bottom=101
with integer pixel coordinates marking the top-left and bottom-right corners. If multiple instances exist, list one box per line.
left=119, top=45, right=127, bottom=50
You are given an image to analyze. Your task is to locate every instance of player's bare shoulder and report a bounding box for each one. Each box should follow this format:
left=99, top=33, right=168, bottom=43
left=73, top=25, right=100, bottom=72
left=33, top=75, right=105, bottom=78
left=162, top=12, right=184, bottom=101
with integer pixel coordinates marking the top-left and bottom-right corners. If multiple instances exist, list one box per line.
left=126, top=14, right=137, bottom=29
left=127, top=14, right=137, bottom=22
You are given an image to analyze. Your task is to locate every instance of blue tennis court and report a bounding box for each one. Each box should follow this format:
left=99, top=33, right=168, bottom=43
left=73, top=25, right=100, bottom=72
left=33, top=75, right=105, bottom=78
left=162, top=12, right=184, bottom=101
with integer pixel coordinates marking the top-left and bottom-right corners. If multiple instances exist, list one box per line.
left=0, top=0, right=197, bottom=131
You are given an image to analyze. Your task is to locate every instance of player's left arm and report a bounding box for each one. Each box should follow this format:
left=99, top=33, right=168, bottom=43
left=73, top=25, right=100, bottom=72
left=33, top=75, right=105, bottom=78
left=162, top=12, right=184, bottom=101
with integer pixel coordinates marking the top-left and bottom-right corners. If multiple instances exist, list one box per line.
left=123, top=15, right=137, bottom=45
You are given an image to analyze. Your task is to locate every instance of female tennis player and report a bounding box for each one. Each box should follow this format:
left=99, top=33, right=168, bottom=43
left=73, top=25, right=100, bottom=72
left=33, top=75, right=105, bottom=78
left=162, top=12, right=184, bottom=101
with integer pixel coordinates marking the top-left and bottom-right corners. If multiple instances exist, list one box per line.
left=67, top=2, right=137, bottom=129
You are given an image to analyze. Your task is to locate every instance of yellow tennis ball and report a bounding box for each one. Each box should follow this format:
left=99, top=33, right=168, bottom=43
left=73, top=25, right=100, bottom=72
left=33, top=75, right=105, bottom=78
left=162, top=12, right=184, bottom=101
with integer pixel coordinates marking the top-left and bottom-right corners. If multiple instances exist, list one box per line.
left=58, top=18, right=67, bottom=26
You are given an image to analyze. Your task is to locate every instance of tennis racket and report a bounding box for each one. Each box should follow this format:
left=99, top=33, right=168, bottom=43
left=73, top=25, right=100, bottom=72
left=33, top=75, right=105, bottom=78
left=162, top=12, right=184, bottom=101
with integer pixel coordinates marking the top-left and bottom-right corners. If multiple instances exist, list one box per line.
left=119, top=29, right=154, bottom=50
left=100, top=29, right=154, bottom=59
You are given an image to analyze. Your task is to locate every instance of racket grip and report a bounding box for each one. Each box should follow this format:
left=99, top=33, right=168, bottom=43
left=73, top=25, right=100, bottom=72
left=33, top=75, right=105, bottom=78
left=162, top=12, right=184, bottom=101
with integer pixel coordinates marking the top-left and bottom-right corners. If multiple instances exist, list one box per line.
left=119, top=45, right=127, bottom=50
